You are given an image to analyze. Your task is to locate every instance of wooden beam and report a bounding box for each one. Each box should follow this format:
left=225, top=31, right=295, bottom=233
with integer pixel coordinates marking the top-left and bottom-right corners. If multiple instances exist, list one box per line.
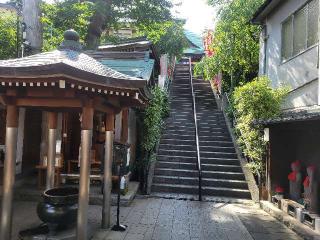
left=25, top=88, right=76, bottom=98
left=15, top=98, right=82, bottom=108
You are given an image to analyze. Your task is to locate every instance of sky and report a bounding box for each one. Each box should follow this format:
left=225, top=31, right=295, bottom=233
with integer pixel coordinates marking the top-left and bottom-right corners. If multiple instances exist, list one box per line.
left=172, top=0, right=217, bottom=34
left=0, top=0, right=217, bottom=34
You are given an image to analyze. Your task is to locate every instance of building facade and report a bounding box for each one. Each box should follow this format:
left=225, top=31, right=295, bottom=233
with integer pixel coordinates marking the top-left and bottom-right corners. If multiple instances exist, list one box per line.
left=253, top=0, right=319, bottom=110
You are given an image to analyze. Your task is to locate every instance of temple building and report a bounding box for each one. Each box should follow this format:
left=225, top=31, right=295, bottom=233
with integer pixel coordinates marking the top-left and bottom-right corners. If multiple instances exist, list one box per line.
left=0, top=29, right=151, bottom=239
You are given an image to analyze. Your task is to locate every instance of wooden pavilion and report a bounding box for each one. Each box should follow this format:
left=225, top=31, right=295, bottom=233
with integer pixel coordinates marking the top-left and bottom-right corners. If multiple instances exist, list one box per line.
left=0, top=30, right=150, bottom=240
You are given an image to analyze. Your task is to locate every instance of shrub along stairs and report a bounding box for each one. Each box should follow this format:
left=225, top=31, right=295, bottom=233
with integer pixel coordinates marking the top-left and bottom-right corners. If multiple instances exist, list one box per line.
left=151, top=63, right=251, bottom=199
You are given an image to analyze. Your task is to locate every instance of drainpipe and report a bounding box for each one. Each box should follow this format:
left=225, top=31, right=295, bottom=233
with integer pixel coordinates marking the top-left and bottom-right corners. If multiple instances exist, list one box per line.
left=262, top=24, right=268, bottom=76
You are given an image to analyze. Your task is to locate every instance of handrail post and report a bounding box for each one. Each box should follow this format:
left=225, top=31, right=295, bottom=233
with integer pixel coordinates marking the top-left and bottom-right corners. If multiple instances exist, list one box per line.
left=189, top=57, right=202, bottom=201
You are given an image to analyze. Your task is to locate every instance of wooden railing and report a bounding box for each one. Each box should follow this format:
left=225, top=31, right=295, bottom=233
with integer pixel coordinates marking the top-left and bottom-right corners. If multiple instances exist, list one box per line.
left=189, top=58, right=202, bottom=201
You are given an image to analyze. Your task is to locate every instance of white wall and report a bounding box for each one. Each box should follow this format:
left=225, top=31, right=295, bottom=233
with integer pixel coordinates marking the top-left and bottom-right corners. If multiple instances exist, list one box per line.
left=261, top=0, right=319, bottom=110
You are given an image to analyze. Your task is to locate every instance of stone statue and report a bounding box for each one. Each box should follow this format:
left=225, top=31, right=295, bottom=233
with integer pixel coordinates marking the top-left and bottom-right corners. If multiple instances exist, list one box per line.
left=303, top=165, right=318, bottom=214
left=288, top=161, right=302, bottom=201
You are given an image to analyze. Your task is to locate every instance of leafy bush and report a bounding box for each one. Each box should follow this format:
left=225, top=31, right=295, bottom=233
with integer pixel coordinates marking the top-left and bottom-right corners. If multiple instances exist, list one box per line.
left=134, top=86, right=169, bottom=191
left=141, top=86, right=169, bottom=153
left=232, top=77, right=289, bottom=174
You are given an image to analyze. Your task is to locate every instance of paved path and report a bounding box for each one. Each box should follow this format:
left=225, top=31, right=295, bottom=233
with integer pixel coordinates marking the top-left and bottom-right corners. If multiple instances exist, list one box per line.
left=8, top=198, right=302, bottom=240
left=94, top=198, right=302, bottom=240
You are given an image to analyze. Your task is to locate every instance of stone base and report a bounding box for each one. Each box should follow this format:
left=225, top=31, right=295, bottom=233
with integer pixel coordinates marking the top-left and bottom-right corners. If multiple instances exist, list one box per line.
left=280, top=199, right=304, bottom=220
left=20, top=225, right=94, bottom=240
left=32, top=229, right=76, bottom=240
left=260, top=200, right=320, bottom=239
left=271, top=195, right=282, bottom=209
left=302, top=212, right=319, bottom=229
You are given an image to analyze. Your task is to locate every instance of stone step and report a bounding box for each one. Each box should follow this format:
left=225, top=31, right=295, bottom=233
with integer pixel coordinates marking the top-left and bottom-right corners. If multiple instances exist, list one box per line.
left=157, top=155, right=197, bottom=164
left=198, top=135, right=232, bottom=141
left=152, top=183, right=198, bottom=195
left=200, top=146, right=235, bottom=153
left=200, top=151, right=238, bottom=159
left=165, top=125, right=195, bottom=130
left=153, top=175, right=199, bottom=185
left=156, top=161, right=197, bottom=170
left=159, top=144, right=196, bottom=151
left=197, top=127, right=229, bottom=133
left=201, top=163, right=242, bottom=172
left=202, top=178, right=248, bottom=189
left=202, top=171, right=245, bottom=180
left=154, top=168, right=198, bottom=177
left=162, top=133, right=195, bottom=140
left=202, top=186, right=251, bottom=199
left=158, top=149, right=197, bottom=157
left=200, top=157, right=240, bottom=165
left=164, top=122, right=194, bottom=127
left=198, top=140, right=234, bottom=147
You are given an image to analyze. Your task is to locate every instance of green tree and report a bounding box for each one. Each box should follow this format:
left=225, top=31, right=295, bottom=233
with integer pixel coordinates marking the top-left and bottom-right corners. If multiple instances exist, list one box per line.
left=232, top=77, right=289, bottom=174
left=85, top=0, right=173, bottom=48
left=41, top=0, right=175, bottom=50
left=195, top=0, right=264, bottom=92
left=41, top=0, right=94, bottom=51
left=138, top=21, right=188, bottom=59
left=0, top=11, right=18, bottom=59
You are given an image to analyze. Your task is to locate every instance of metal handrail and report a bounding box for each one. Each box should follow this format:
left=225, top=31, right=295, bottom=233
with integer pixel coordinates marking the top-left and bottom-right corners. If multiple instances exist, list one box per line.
left=189, top=57, right=202, bottom=201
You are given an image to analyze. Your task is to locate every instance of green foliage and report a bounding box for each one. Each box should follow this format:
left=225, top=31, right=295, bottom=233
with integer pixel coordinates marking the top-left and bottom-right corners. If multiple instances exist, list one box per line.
left=86, top=0, right=173, bottom=48
left=195, top=0, right=264, bottom=92
left=141, top=86, right=169, bottom=153
left=40, top=0, right=94, bottom=51
left=207, top=0, right=232, bottom=7
left=138, top=21, right=188, bottom=59
left=134, top=86, right=169, bottom=192
left=232, top=77, right=289, bottom=174
left=0, top=11, right=18, bottom=59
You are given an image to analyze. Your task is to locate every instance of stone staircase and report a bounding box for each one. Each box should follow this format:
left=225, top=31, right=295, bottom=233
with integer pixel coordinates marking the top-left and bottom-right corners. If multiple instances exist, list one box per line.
left=151, top=63, right=251, bottom=199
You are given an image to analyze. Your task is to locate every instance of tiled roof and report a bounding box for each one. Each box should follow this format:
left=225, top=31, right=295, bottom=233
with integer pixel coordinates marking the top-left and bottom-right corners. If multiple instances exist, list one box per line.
left=256, top=107, right=320, bottom=126
left=0, top=49, right=147, bottom=89
left=100, top=59, right=155, bottom=80
left=183, top=30, right=204, bottom=56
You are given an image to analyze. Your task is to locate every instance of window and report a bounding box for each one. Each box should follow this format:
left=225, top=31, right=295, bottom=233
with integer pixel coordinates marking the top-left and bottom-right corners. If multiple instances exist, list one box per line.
left=281, top=0, right=319, bottom=61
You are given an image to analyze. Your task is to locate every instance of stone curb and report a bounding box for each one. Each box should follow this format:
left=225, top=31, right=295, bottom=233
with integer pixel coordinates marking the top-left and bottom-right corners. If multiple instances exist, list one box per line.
left=260, top=200, right=320, bottom=240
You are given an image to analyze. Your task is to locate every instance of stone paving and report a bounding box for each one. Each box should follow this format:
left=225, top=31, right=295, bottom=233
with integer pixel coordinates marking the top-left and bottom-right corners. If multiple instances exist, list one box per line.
left=8, top=198, right=303, bottom=240
left=94, top=198, right=303, bottom=240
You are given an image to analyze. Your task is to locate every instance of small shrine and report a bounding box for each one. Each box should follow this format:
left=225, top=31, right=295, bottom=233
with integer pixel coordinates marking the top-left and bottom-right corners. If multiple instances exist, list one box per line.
left=260, top=114, right=320, bottom=233
left=0, top=29, right=150, bottom=240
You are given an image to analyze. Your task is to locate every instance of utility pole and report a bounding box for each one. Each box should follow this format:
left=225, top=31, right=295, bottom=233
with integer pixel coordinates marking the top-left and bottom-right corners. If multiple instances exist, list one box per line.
left=22, top=0, right=42, bottom=54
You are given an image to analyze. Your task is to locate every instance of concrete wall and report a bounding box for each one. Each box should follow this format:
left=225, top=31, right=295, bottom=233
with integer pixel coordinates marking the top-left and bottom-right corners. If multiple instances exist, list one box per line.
left=260, top=0, right=319, bottom=110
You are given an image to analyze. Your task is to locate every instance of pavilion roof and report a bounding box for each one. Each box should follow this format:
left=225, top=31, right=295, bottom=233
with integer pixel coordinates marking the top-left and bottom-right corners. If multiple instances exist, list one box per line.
left=0, top=30, right=151, bottom=107
left=0, top=49, right=147, bottom=89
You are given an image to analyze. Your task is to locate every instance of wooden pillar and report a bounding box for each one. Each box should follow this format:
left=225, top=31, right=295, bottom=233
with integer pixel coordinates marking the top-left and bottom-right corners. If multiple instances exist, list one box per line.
left=0, top=105, right=19, bottom=240
left=76, top=106, right=93, bottom=240
left=121, top=108, right=129, bottom=144
left=102, top=113, right=115, bottom=229
left=46, top=112, right=57, bottom=190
